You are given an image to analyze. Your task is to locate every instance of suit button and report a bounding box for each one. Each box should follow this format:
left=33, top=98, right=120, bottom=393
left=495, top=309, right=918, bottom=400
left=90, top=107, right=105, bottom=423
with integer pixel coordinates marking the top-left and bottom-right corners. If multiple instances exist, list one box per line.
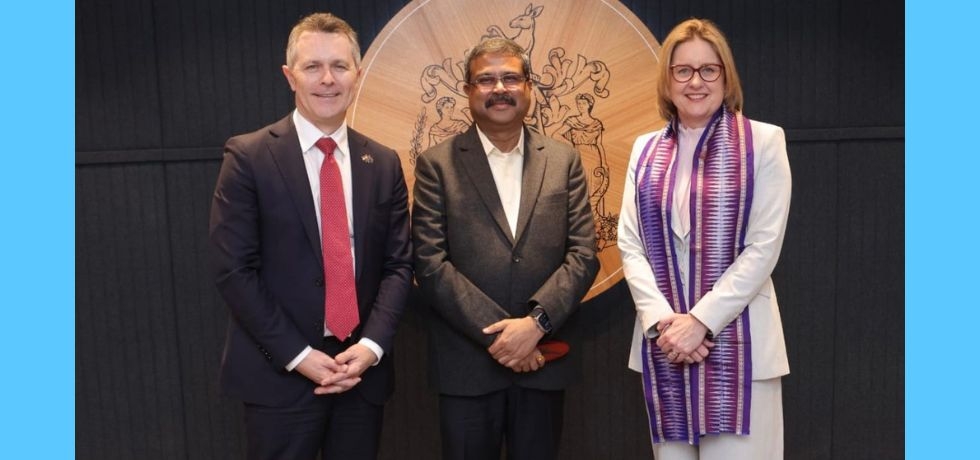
left=512, top=256, right=521, bottom=263
left=314, top=277, right=324, bottom=287
left=258, top=346, right=272, bottom=361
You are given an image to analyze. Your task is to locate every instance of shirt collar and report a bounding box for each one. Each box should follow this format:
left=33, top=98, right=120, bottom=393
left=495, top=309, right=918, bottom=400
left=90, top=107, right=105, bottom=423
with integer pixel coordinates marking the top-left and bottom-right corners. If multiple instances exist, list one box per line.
left=293, top=109, right=350, bottom=158
left=475, top=125, right=524, bottom=157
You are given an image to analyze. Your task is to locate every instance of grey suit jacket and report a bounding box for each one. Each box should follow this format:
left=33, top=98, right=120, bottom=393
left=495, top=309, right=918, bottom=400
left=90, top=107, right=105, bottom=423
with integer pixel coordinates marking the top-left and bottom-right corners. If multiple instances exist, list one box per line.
left=412, top=125, right=599, bottom=396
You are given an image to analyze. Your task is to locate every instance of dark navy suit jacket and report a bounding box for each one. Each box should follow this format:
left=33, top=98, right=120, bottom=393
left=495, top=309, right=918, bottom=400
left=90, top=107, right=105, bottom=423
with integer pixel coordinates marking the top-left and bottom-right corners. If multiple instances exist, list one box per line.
left=209, top=114, right=412, bottom=406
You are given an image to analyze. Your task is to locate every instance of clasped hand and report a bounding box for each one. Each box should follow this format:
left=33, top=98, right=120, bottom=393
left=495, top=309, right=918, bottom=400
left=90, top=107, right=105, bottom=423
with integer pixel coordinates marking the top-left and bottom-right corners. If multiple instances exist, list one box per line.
left=656, top=313, right=715, bottom=364
left=295, top=344, right=378, bottom=394
left=484, top=317, right=547, bottom=373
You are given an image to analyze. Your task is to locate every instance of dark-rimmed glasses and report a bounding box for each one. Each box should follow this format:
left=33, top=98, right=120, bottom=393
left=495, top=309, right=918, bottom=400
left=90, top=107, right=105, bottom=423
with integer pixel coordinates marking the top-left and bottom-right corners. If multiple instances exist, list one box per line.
left=469, top=73, right=528, bottom=90
left=670, top=64, right=724, bottom=83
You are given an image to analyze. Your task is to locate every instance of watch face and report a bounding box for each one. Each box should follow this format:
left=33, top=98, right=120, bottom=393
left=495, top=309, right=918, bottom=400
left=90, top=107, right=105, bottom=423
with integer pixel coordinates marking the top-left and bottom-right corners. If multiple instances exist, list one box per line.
left=535, top=312, right=552, bottom=333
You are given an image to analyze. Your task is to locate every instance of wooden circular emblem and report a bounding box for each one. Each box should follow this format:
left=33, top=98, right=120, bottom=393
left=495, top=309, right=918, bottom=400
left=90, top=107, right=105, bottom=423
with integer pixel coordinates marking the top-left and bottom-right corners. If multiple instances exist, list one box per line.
left=350, top=0, right=665, bottom=301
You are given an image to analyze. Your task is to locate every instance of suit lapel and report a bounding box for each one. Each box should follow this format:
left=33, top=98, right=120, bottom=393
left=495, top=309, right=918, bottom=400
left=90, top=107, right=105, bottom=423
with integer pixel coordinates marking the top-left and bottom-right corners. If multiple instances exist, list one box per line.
left=457, top=127, right=514, bottom=245
left=348, top=128, right=374, bottom=280
left=268, top=116, right=323, bottom=261
left=514, top=128, right=546, bottom=243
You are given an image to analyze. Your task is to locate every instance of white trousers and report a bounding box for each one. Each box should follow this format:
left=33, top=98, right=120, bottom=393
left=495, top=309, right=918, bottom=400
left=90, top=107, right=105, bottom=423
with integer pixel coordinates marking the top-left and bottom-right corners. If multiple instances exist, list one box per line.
left=652, top=378, right=783, bottom=460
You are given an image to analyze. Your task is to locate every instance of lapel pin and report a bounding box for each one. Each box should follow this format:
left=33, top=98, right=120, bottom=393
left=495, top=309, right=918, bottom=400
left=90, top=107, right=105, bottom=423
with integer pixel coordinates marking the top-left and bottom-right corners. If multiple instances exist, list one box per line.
left=361, top=153, right=374, bottom=164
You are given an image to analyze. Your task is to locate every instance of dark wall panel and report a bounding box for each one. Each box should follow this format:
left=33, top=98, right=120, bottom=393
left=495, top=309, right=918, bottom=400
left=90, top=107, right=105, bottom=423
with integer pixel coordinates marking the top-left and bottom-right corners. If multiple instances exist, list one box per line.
left=152, top=0, right=293, bottom=149
left=76, top=164, right=185, bottom=459
left=833, top=141, right=904, bottom=459
left=840, top=1, right=905, bottom=128
left=777, top=142, right=839, bottom=459
left=164, top=160, right=247, bottom=460
left=756, top=1, right=840, bottom=129
left=76, top=0, right=161, bottom=151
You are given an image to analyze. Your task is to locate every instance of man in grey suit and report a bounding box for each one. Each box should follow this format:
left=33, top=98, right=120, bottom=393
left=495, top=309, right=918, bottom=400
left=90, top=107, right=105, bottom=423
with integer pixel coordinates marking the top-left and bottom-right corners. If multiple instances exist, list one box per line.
left=412, top=37, right=599, bottom=460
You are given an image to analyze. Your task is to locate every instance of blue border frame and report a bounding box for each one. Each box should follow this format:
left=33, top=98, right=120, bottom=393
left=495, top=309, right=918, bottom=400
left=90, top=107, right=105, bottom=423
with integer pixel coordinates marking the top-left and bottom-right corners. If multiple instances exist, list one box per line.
left=1, top=2, right=76, bottom=457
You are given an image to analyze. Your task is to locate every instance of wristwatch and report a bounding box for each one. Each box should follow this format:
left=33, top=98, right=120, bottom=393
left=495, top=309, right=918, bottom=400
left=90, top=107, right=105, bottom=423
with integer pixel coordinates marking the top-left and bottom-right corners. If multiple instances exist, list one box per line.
left=529, top=306, right=553, bottom=334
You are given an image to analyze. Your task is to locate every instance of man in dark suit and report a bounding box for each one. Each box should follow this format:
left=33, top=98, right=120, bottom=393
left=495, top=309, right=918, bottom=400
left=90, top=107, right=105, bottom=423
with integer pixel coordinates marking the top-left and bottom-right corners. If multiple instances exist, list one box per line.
left=209, top=12, right=412, bottom=460
left=412, top=37, right=600, bottom=460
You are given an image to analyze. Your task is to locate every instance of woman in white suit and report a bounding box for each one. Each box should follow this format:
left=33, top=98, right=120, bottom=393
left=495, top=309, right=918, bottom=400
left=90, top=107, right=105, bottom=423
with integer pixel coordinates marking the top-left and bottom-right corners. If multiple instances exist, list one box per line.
left=618, top=18, right=792, bottom=459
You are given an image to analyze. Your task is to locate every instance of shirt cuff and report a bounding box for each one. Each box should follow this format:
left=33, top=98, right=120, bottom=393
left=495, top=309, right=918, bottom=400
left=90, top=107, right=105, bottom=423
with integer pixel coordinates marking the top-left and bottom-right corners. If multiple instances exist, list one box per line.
left=645, top=322, right=660, bottom=339
left=286, top=346, right=313, bottom=371
left=358, top=337, right=384, bottom=365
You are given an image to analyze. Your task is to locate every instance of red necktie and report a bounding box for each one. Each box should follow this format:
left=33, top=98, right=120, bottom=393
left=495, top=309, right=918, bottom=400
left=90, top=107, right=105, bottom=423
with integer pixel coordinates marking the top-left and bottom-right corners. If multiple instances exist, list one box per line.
left=316, top=137, right=359, bottom=340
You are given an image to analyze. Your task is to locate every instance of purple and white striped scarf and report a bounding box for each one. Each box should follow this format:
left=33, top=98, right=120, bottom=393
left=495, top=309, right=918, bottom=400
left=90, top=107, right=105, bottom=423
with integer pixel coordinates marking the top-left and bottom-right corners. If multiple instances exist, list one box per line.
left=635, top=107, right=754, bottom=445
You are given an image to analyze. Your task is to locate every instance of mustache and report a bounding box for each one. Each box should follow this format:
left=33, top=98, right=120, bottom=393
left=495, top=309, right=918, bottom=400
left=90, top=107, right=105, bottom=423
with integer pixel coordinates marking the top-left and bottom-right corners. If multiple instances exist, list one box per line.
left=485, top=93, right=517, bottom=108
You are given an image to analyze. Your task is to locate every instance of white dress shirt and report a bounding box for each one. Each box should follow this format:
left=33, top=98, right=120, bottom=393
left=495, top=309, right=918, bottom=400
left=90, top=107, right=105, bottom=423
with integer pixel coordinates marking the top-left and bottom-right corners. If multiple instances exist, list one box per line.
left=476, top=126, right=525, bottom=237
left=670, top=124, right=704, bottom=241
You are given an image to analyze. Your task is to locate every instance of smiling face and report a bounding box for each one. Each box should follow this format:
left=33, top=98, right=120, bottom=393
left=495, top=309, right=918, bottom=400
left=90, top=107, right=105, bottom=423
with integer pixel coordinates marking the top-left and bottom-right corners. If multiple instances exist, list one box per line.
left=668, top=38, right=725, bottom=129
left=282, top=31, right=361, bottom=133
left=464, top=52, right=531, bottom=134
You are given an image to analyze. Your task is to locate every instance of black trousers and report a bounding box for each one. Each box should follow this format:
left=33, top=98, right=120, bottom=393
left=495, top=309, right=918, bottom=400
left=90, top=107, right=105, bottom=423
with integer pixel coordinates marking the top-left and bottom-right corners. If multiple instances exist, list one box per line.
left=243, top=337, right=384, bottom=460
left=439, top=386, right=565, bottom=460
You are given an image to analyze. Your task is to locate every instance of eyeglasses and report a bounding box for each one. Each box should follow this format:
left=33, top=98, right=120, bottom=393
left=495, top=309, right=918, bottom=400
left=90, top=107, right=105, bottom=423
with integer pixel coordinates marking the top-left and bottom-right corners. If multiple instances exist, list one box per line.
left=670, top=64, right=724, bottom=83
left=469, top=73, right=528, bottom=90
